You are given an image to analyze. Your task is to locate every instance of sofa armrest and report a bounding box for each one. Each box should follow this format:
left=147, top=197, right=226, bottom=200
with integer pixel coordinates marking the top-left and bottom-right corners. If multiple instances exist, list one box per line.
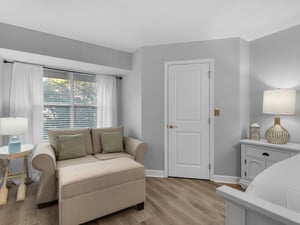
left=32, top=143, right=56, bottom=171
left=124, top=136, right=148, bottom=165
left=32, top=143, right=57, bottom=205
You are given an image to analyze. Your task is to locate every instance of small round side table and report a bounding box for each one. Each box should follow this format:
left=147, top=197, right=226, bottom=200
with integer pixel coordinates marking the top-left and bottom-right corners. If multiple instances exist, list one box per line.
left=0, top=144, right=34, bottom=205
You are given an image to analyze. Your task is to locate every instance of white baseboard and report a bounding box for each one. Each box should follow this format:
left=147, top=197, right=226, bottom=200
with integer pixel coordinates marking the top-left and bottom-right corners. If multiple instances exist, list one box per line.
left=213, top=175, right=240, bottom=184
left=145, top=171, right=240, bottom=183
left=145, top=170, right=165, bottom=178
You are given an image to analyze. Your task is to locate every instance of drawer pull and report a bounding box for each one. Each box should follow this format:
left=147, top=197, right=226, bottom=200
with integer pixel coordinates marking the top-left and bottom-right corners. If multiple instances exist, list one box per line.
left=262, top=152, right=270, bottom=157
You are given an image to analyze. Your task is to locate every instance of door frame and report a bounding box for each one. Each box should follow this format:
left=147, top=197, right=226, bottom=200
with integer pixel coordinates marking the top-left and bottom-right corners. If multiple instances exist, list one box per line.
left=164, top=59, right=215, bottom=180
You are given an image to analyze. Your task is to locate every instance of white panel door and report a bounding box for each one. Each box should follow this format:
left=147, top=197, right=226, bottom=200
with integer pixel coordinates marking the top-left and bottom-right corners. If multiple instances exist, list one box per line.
left=167, top=62, right=210, bottom=179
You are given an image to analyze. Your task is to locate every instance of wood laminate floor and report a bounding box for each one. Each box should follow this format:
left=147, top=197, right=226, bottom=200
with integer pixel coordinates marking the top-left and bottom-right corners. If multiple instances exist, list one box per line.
left=0, top=177, right=242, bottom=225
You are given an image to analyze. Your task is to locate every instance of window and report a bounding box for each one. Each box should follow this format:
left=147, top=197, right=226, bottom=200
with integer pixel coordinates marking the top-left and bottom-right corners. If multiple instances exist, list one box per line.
left=43, top=69, right=97, bottom=140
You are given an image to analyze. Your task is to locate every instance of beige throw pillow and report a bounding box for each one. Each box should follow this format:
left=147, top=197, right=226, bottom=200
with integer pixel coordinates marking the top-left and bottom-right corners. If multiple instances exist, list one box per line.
left=101, top=131, right=124, bottom=153
left=57, top=134, right=87, bottom=160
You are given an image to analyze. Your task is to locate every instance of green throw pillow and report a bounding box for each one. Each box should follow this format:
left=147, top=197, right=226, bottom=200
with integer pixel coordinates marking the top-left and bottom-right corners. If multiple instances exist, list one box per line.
left=101, top=131, right=124, bottom=153
left=57, top=134, right=87, bottom=160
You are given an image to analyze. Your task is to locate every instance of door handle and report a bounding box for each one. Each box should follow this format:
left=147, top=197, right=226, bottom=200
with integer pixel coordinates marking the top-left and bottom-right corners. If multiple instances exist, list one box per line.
left=262, top=152, right=270, bottom=157
left=168, top=124, right=178, bottom=129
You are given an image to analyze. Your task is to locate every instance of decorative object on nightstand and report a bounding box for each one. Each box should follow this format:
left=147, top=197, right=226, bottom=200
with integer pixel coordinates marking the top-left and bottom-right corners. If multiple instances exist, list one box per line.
left=263, top=89, right=296, bottom=144
left=239, top=139, right=300, bottom=188
left=0, top=117, right=28, bottom=153
left=249, top=122, right=260, bottom=140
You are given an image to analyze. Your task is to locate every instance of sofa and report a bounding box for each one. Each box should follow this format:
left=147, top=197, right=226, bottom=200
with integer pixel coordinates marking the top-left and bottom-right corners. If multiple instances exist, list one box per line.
left=32, top=127, right=148, bottom=208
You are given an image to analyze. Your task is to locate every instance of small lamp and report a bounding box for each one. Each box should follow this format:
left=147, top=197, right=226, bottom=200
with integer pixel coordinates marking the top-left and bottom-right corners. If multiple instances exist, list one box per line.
left=263, top=89, right=296, bottom=144
left=0, top=117, right=28, bottom=153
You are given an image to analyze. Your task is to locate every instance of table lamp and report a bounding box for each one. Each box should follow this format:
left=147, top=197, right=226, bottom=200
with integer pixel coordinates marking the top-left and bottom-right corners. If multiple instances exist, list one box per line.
left=0, top=117, right=28, bottom=153
left=263, top=89, right=296, bottom=144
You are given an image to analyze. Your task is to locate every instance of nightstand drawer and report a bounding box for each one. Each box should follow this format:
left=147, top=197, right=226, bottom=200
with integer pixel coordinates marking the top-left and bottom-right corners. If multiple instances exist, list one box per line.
left=246, top=146, right=290, bottom=162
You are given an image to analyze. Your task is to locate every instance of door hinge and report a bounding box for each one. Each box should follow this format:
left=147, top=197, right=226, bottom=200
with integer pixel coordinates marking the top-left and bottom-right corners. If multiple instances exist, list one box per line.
left=245, top=159, right=247, bottom=164
left=208, top=71, right=211, bottom=79
left=209, top=163, right=211, bottom=170
left=208, top=118, right=211, bottom=124
left=244, top=171, right=247, bottom=176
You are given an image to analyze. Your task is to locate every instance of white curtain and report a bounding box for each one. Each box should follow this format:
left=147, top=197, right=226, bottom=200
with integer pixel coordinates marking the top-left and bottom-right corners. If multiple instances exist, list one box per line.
left=0, top=56, right=3, bottom=119
left=96, top=75, right=117, bottom=127
left=9, top=62, right=43, bottom=182
left=0, top=56, right=3, bottom=184
left=0, top=58, right=13, bottom=184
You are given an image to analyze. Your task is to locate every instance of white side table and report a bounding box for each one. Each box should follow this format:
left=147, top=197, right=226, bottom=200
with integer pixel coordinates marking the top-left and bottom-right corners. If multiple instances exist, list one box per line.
left=0, top=144, right=34, bottom=205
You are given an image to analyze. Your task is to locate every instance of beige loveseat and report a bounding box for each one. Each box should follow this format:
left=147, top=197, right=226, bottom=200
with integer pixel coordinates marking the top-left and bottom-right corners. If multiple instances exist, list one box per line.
left=32, top=127, right=147, bottom=207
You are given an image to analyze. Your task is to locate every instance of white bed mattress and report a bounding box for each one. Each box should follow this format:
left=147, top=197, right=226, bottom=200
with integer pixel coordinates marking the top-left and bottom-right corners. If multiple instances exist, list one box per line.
left=246, top=153, right=300, bottom=213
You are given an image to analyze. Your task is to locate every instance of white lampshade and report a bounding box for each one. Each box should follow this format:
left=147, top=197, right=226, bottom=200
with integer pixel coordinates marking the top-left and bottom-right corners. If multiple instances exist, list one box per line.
left=263, top=89, right=296, bottom=115
left=0, top=117, right=28, bottom=135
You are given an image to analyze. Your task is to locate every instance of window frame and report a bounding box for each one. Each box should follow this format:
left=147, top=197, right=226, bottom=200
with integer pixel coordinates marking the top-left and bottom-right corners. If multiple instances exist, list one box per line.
left=43, top=69, right=97, bottom=140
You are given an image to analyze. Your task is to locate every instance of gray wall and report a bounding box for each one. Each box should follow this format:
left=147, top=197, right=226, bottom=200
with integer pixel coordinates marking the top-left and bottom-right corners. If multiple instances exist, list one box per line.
left=0, top=21, right=250, bottom=177
left=122, top=50, right=142, bottom=139
left=132, top=38, right=249, bottom=176
left=239, top=39, right=250, bottom=138
left=0, top=22, right=131, bottom=70
left=7, top=20, right=300, bottom=178
left=250, top=25, right=300, bottom=143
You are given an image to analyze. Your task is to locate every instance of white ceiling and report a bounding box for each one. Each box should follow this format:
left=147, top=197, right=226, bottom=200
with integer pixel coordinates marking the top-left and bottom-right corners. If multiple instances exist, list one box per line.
left=0, top=0, right=300, bottom=52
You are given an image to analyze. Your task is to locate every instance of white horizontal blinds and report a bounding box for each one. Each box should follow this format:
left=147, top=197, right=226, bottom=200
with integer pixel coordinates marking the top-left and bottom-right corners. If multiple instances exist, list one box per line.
left=43, top=70, right=71, bottom=139
left=43, top=70, right=97, bottom=140
left=43, top=70, right=71, bottom=103
left=73, top=73, right=97, bottom=128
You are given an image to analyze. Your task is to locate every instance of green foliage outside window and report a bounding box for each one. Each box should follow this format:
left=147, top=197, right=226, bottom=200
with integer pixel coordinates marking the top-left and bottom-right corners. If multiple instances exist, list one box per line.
left=43, top=71, right=97, bottom=140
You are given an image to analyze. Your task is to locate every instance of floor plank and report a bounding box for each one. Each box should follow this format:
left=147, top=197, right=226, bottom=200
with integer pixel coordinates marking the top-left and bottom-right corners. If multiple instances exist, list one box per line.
left=0, top=177, right=242, bottom=225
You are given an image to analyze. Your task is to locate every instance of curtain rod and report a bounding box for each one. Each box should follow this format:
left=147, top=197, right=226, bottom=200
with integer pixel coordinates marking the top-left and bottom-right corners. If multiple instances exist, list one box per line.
left=3, top=60, right=122, bottom=80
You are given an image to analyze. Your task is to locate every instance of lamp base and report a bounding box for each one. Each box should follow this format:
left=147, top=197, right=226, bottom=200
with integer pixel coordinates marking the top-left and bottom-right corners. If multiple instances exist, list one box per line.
left=265, top=117, right=290, bottom=144
left=8, top=136, right=21, bottom=153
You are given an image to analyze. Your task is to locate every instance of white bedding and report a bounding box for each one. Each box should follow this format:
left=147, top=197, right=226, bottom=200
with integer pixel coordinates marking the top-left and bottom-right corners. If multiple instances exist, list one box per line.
left=246, top=153, right=300, bottom=213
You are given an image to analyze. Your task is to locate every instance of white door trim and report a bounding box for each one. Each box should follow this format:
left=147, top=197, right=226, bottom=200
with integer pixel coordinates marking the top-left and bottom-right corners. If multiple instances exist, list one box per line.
left=164, top=59, right=214, bottom=180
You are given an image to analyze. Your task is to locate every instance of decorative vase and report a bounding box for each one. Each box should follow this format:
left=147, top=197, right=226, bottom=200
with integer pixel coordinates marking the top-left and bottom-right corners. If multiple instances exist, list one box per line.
left=265, top=117, right=290, bottom=144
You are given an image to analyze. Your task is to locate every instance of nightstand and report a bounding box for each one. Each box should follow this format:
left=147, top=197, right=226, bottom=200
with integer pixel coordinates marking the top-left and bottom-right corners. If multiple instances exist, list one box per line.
left=239, top=139, right=300, bottom=188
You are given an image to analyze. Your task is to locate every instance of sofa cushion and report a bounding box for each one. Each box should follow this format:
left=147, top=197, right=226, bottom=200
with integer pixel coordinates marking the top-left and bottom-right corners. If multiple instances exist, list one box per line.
left=56, top=155, right=98, bottom=170
left=48, top=128, right=93, bottom=156
left=101, top=131, right=124, bottom=153
left=57, top=134, right=87, bottom=161
left=91, top=127, right=123, bottom=154
left=94, top=152, right=134, bottom=161
left=59, top=158, right=145, bottom=200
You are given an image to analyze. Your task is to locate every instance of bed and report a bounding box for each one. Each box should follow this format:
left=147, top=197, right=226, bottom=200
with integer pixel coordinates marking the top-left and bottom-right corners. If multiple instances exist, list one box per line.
left=217, top=153, right=300, bottom=225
